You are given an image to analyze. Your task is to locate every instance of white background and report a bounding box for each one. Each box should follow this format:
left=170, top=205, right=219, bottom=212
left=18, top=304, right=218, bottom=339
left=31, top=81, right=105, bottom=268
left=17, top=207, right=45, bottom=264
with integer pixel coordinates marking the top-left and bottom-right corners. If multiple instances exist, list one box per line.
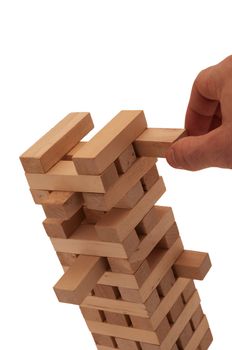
left=0, top=1, right=231, bottom=349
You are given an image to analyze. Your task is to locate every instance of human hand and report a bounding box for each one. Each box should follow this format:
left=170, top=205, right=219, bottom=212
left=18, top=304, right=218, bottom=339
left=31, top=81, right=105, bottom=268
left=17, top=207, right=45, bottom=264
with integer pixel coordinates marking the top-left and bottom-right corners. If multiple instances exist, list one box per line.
left=166, top=56, right=232, bottom=170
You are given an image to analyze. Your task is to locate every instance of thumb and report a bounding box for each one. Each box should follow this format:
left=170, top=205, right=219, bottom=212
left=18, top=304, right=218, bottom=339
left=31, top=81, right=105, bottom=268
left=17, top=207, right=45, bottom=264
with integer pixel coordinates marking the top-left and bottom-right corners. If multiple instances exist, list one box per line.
left=166, top=127, right=229, bottom=171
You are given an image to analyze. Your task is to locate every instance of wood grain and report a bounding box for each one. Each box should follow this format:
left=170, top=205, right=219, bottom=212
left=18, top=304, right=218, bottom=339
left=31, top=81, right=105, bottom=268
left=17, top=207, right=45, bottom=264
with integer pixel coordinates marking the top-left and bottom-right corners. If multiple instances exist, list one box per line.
left=54, top=255, right=106, bottom=305
left=134, top=128, right=186, bottom=157
left=20, top=112, right=93, bottom=173
left=26, top=160, right=118, bottom=193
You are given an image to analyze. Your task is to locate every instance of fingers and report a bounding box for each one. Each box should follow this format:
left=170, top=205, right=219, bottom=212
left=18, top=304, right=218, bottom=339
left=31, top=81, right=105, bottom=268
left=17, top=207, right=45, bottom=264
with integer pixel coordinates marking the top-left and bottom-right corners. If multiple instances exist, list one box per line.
left=185, top=68, right=220, bottom=136
left=166, top=126, right=232, bottom=170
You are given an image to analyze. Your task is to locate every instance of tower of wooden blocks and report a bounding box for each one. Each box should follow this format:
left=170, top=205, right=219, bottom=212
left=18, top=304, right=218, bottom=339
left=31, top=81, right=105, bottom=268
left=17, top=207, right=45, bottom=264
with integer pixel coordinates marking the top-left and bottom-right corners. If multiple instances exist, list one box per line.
left=20, top=111, right=213, bottom=349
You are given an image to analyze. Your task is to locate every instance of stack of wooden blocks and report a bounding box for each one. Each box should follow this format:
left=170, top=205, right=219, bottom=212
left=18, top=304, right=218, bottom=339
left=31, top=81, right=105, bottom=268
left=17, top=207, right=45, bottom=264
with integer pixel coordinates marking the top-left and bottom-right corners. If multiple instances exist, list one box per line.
left=20, top=110, right=213, bottom=349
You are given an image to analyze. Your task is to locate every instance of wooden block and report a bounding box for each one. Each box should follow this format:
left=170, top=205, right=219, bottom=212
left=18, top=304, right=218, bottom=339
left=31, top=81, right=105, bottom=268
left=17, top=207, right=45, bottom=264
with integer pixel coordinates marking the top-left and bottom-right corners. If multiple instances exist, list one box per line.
left=184, top=316, right=210, bottom=350
left=73, top=110, right=147, bottom=175
left=30, top=189, right=51, bottom=204
left=96, top=177, right=166, bottom=242
left=168, top=296, right=185, bottom=324
left=121, top=230, right=140, bottom=258
left=177, top=322, right=193, bottom=349
left=50, top=224, right=129, bottom=259
left=84, top=207, right=106, bottom=224
left=157, top=222, right=180, bottom=249
left=115, top=338, right=141, bottom=350
left=115, top=181, right=144, bottom=209
left=20, top=112, right=93, bottom=173
left=80, top=306, right=105, bottom=322
left=119, top=286, right=160, bottom=311
left=107, top=257, right=140, bottom=274
left=97, top=346, right=118, bottom=350
left=107, top=258, right=151, bottom=284
left=26, top=161, right=118, bottom=193
left=198, top=328, right=213, bottom=350
left=131, top=316, right=171, bottom=344
left=82, top=295, right=151, bottom=318
left=181, top=280, right=196, bottom=304
left=83, top=157, right=154, bottom=211
left=98, top=271, right=139, bottom=289
left=62, top=141, right=87, bottom=160
left=56, top=252, right=77, bottom=266
left=94, top=285, right=121, bottom=299
left=42, top=191, right=83, bottom=219
left=160, top=291, right=200, bottom=350
left=54, top=255, right=106, bottom=305
left=140, top=343, right=160, bottom=350
left=141, top=343, right=179, bottom=350
left=156, top=317, right=171, bottom=343
left=190, top=305, right=204, bottom=330
left=157, top=268, right=176, bottom=297
left=136, top=206, right=158, bottom=236
left=173, top=251, right=211, bottom=280
left=150, top=278, right=191, bottom=330
left=94, top=285, right=130, bottom=326
left=130, top=206, right=175, bottom=267
left=134, top=128, right=186, bottom=158
left=93, top=334, right=117, bottom=348
left=139, top=237, right=184, bottom=302
left=141, top=165, right=159, bottom=191
left=115, top=144, right=137, bottom=174
left=43, top=207, right=84, bottom=238
left=100, top=265, right=143, bottom=290
left=86, top=320, right=160, bottom=345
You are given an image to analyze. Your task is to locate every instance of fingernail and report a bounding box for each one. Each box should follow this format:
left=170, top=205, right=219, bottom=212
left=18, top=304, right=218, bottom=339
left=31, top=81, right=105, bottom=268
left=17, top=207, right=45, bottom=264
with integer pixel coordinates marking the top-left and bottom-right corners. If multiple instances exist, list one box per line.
left=167, top=148, right=183, bottom=169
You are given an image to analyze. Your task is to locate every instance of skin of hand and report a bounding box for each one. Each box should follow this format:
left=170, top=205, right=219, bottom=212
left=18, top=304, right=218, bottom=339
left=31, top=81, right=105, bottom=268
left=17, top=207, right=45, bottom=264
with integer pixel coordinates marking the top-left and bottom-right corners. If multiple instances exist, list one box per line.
left=166, top=56, right=232, bottom=170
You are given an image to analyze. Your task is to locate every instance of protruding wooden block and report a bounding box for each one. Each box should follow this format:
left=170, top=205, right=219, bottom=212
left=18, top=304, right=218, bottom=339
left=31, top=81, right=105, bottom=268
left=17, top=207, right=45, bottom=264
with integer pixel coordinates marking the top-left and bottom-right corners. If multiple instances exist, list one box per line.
left=173, top=251, right=211, bottom=280
left=73, top=110, right=147, bottom=175
left=134, top=128, right=186, bottom=158
left=42, top=191, right=83, bottom=219
left=20, top=112, right=93, bottom=173
left=43, top=207, right=84, bottom=238
left=54, top=255, right=107, bottom=305
left=115, top=144, right=137, bottom=174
